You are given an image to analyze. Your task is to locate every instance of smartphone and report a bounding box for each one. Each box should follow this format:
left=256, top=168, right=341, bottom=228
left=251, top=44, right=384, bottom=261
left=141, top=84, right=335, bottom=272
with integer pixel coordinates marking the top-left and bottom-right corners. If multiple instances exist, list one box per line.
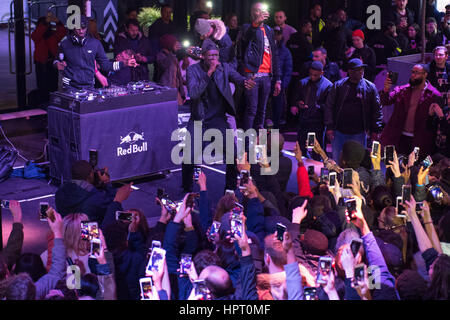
left=352, top=264, right=366, bottom=288
left=388, top=71, right=399, bottom=85
left=402, top=185, right=412, bottom=203
left=384, top=145, right=395, bottom=165
left=320, top=167, right=329, bottom=182
left=307, top=132, right=315, bottom=150
left=89, top=149, right=98, bottom=168
left=343, top=168, right=353, bottom=188
left=175, top=200, right=183, bottom=213
left=239, top=170, right=250, bottom=190
left=329, top=172, right=337, bottom=188
left=231, top=210, right=243, bottom=238
left=316, top=256, right=332, bottom=285
left=115, top=211, right=133, bottom=222
left=254, top=145, right=265, bottom=162
left=413, top=147, right=420, bottom=162
left=80, top=221, right=99, bottom=241
left=39, top=202, right=49, bottom=221
left=1, top=200, right=10, bottom=209
left=276, top=223, right=287, bottom=241
left=344, top=198, right=357, bottom=219
left=90, top=238, right=101, bottom=258
left=225, top=189, right=235, bottom=196
left=415, top=202, right=423, bottom=212
left=156, top=188, right=166, bottom=204
left=151, top=240, right=161, bottom=250
left=307, top=165, right=315, bottom=176
left=421, top=155, right=433, bottom=169
left=208, top=221, right=221, bottom=241
left=147, top=247, right=166, bottom=274
left=179, top=253, right=193, bottom=275
left=371, top=141, right=380, bottom=158
left=139, top=277, right=154, bottom=300
left=161, top=197, right=177, bottom=214
left=304, top=287, right=318, bottom=300
left=350, top=239, right=363, bottom=257
left=193, top=279, right=210, bottom=300
left=194, top=167, right=202, bottom=181
left=396, top=196, right=406, bottom=218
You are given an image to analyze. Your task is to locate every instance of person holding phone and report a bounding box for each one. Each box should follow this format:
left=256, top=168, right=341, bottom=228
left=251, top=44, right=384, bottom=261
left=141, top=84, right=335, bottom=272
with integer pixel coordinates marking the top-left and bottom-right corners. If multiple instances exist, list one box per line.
left=290, top=61, right=333, bottom=160
left=380, top=64, right=441, bottom=160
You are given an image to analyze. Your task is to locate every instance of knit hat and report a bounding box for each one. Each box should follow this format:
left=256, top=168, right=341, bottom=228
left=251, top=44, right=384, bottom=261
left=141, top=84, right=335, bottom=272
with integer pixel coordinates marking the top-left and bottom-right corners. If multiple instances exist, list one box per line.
left=300, top=229, right=328, bottom=256
left=310, top=61, right=324, bottom=72
left=352, top=29, right=364, bottom=40
left=160, top=34, right=178, bottom=51
left=202, top=38, right=219, bottom=53
left=396, top=270, right=428, bottom=300
left=375, top=237, right=403, bottom=269
left=341, top=140, right=366, bottom=169
left=195, top=18, right=212, bottom=36
left=71, top=160, right=93, bottom=180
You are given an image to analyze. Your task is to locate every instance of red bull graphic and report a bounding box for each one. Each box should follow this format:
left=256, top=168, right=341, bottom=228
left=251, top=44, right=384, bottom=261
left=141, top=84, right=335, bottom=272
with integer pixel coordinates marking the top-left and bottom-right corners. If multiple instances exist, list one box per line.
left=117, top=131, right=148, bottom=156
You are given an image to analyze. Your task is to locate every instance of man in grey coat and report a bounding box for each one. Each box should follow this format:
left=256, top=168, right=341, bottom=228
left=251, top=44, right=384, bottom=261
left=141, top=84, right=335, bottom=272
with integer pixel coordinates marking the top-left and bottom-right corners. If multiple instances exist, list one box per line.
left=181, top=39, right=255, bottom=192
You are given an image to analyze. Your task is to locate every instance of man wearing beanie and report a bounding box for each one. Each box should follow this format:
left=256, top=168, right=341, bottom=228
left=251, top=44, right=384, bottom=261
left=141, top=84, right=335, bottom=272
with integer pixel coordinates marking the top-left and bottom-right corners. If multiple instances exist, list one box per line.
left=345, top=29, right=376, bottom=82
left=290, top=61, right=332, bottom=160
left=238, top=2, right=281, bottom=130
left=55, top=15, right=137, bottom=90
left=194, top=18, right=235, bottom=67
left=55, top=160, right=132, bottom=224
left=325, top=58, right=382, bottom=162
left=181, top=39, right=255, bottom=192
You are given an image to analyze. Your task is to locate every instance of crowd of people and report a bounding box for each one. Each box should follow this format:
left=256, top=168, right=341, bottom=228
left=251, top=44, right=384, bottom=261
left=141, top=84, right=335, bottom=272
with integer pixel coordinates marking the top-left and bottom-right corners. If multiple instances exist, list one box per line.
left=1, top=0, right=448, bottom=300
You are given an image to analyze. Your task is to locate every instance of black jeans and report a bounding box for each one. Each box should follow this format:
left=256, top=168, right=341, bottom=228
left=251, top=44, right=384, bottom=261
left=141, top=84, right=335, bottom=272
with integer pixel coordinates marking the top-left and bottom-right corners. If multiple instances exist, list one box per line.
left=243, top=75, right=272, bottom=130
left=35, top=61, right=59, bottom=102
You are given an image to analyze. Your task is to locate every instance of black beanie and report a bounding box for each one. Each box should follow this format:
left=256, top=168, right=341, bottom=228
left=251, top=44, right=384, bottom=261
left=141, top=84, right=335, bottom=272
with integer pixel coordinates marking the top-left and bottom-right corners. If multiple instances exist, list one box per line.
left=342, top=140, right=366, bottom=169
left=71, top=160, right=93, bottom=180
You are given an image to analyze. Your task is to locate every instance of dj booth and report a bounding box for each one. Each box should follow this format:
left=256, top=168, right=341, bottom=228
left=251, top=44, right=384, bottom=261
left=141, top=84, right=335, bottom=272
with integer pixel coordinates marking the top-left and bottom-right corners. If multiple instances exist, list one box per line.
left=47, top=81, right=179, bottom=182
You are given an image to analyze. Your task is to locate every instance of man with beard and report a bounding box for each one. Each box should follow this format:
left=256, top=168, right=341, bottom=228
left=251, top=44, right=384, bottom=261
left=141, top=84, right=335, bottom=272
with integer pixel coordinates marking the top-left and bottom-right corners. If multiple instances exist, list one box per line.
left=114, top=19, right=154, bottom=81
left=325, top=58, right=382, bottom=162
left=291, top=61, right=332, bottom=160
left=181, top=40, right=255, bottom=192
left=55, top=15, right=137, bottom=90
left=380, top=64, right=441, bottom=159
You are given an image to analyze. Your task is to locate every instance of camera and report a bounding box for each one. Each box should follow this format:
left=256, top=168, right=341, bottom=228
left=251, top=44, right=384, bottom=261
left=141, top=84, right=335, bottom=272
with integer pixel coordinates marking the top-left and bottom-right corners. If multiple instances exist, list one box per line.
left=396, top=196, right=406, bottom=218
left=320, top=167, right=329, bottom=183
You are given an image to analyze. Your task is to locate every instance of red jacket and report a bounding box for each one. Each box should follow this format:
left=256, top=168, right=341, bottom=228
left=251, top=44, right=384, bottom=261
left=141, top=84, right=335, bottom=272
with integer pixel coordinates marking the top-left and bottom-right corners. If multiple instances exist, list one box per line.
left=380, top=82, right=441, bottom=157
left=296, top=162, right=313, bottom=198
left=31, top=22, right=66, bottom=64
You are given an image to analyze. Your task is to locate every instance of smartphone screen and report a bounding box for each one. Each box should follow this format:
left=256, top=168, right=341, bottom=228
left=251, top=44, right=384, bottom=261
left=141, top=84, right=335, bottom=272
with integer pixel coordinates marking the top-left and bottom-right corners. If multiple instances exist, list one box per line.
left=276, top=223, right=286, bottom=241
left=39, top=202, right=49, bottom=221
left=208, top=221, right=221, bottom=240
left=194, top=167, right=201, bottom=181
left=90, top=239, right=101, bottom=258
left=180, top=254, right=192, bottom=275
left=148, top=247, right=166, bottom=273
left=353, top=264, right=365, bottom=285
left=116, top=211, right=133, bottom=222
left=307, top=133, right=315, bottom=149
left=255, top=145, right=264, bottom=162
left=396, top=196, right=406, bottom=217
left=350, top=239, right=362, bottom=257
left=140, top=277, right=153, bottom=300
left=193, top=279, right=210, bottom=299
left=316, top=256, right=331, bottom=285
left=161, top=197, right=177, bottom=213
left=231, top=211, right=243, bottom=237
left=413, top=147, right=420, bottom=161
left=422, top=155, right=433, bottom=169
left=402, top=185, right=412, bottom=203
left=304, top=287, right=318, bottom=300
left=329, top=172, right=337, bottom=188
left=320, top=168, right=329, bottom=181
left=371, top=141, right=380, bottom=158
left=343, top=169, right=353, bottom=188
left=89, top=149, right=98, bottom=168
left=385, top=145, right=395, bottom=165
left=239, top=170, right=250, bottom=189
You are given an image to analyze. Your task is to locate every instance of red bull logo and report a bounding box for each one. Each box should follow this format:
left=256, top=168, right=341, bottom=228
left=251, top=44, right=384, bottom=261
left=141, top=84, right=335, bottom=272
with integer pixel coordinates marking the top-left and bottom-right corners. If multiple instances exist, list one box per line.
left=117, top=131, right=148, bottom=156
